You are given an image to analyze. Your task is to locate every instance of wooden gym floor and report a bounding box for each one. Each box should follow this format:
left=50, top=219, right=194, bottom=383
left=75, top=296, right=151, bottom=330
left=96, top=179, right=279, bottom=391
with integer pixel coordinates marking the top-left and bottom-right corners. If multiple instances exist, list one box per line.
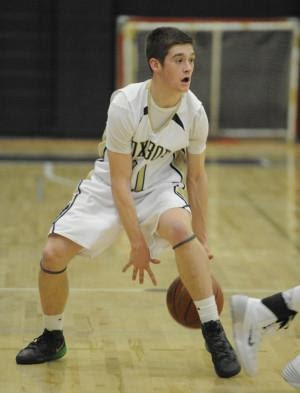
left=0, top=138, right=299, bottom=392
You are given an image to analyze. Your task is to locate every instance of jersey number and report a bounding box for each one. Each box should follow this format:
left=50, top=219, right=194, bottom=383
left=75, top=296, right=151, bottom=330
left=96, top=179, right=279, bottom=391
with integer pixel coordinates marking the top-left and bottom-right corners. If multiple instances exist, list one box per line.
left=132, top=161, right=147, bottom=192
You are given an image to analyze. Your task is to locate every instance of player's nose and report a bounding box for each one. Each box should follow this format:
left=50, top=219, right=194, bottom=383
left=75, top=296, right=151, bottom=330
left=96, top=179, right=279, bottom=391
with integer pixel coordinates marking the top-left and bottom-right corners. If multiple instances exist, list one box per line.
left=184, top=61, right=193, bottom=72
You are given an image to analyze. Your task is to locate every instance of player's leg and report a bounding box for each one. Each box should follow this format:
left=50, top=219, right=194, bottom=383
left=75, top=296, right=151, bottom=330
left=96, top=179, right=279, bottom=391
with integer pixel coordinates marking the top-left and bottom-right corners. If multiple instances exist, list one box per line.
left=157, top=207, right=240, bottom=378
left=16, top=167, right=121, bottom=365
left=230, top=285, right=300, bottom=376
left=39, top=234, right=82, bottom=317
left=158, top=207, right=212, bottom=299
left=16, top=234, right=82, bottom=365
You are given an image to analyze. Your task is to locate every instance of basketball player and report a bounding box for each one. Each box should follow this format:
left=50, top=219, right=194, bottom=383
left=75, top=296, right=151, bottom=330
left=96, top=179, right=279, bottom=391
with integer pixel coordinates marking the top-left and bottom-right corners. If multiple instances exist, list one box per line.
left=230, top=285, right=300, bottom=388
left=16, top=27, right=240, bottom=378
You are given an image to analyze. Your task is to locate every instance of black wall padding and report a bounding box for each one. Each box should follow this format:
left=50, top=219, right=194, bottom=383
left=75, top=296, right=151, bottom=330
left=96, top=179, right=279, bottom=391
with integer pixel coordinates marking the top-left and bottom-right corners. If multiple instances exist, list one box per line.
left=114, top=0, right=298, bottom=18
left=0, top=1, right=113, bottom=138
left=0, top=1, right=57, bottom=136
left=54, top=1, right=113, bottom=138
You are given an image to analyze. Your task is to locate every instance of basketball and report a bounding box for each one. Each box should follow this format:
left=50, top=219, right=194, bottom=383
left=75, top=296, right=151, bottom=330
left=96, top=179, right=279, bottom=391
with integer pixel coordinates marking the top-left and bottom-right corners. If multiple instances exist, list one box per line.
left=166, top=275, right=224, bottom=329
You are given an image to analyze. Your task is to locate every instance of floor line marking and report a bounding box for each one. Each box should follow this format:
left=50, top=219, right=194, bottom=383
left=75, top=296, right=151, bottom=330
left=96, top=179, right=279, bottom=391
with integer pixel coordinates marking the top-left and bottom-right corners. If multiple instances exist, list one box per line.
left=0, top=287, right=280, bottom=294
left=43, top=161, right=77, bottom=186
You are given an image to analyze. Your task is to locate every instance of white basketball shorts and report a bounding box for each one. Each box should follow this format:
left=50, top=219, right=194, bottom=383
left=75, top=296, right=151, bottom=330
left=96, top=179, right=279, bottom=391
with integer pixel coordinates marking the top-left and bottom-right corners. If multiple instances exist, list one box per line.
left=50, top=169, right=191, bottom=258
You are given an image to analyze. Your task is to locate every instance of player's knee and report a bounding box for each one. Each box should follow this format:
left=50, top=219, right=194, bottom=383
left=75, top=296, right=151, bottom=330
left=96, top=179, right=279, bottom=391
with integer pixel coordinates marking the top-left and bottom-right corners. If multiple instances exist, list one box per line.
left=41, top=244, right=68, bottom=272
left=167, top=221, right=192, bottom=245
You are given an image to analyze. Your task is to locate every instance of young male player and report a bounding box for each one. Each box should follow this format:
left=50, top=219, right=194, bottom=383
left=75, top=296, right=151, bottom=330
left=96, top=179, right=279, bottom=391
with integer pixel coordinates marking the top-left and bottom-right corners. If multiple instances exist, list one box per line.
left=230, top=285, right=300, bottom=387
left=16, top=27, right=240, bottom=378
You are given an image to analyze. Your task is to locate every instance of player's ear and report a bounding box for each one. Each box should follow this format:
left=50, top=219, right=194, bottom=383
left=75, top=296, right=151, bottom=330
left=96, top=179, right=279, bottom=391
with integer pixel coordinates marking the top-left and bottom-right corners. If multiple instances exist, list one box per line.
left=149, top=58, right=161, bottom=73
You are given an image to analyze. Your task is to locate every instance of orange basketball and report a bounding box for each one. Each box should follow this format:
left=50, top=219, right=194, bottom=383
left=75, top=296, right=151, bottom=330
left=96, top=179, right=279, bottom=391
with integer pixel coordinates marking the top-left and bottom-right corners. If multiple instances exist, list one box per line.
left=166, top=275, right=224, bottom=329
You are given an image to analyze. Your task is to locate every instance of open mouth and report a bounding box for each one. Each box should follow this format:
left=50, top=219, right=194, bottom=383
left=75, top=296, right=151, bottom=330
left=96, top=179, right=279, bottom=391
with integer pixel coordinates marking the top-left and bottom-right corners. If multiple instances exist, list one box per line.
left=181, top=77, right=190, bottom=83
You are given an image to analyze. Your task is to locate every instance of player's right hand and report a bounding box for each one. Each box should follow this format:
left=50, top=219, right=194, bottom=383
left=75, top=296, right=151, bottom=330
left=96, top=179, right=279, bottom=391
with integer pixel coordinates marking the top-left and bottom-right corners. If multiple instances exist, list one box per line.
left=122, top=240, right=160, bottom=286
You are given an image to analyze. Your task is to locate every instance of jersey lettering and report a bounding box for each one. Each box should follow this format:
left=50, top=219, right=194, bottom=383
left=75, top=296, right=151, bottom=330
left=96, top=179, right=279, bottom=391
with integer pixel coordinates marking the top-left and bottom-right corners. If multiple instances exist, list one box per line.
left=137, top=141, right=149, bottom=157
left=131, top=140, right=171, bottom=161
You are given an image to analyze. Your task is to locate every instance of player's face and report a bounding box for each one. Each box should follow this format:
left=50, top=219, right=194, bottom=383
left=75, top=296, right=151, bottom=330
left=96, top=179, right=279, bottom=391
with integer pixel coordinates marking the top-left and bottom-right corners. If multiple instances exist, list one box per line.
left=160, top=44, right=195, bottom=93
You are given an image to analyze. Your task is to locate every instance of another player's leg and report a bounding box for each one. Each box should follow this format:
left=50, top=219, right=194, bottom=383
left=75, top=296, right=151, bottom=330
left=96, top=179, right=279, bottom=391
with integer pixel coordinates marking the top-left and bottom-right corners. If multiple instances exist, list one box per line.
left=157, top=208, right=240, bottom=378
left=16, top=234, right=82, bottom=364
left=230, top=285, right=300, bottom=376
left=282, top=355, right=300, bottom=389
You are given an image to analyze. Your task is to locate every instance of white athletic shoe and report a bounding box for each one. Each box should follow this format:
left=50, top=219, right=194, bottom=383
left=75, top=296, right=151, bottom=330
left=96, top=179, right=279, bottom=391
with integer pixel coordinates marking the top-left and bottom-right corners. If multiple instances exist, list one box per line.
left=230, top=295, right=265, bottom=376
left=282, top=356, right=300, bottom=389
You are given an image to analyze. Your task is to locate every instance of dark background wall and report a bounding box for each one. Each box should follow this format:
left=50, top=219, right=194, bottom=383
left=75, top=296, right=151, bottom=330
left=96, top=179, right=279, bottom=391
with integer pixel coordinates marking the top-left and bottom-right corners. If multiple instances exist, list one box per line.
left=0, top=0, right=299, bottom=138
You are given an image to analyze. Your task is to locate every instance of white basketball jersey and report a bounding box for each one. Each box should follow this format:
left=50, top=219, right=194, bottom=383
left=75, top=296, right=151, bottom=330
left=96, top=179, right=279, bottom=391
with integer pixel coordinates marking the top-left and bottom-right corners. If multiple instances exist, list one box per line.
left=95, top=80, right=208, bottom=193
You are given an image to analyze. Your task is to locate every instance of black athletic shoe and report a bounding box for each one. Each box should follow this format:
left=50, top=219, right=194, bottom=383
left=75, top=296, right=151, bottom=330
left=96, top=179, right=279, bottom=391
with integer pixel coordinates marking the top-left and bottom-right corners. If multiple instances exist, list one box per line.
left=16, top=329, right=67, bottom=364
left=202, top=320, right=241, bottom=378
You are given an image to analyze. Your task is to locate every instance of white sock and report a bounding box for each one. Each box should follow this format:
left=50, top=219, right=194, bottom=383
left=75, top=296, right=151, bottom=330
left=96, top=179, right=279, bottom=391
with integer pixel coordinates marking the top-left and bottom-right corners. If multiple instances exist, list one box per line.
left=282, top=286, right=300, bottom=313
left=194, top=295, right=219, bottom=324
left=44, top=313, right=64, bottom=331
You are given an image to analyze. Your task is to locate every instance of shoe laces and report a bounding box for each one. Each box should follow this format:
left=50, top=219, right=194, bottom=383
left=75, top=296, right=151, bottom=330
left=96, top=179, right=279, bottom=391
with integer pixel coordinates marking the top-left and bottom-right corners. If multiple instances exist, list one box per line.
left=210, top=336, right=235, bottom=360
left=203, top=322, right=235, bottom=360
left=27, top=329, right=60, bottom=350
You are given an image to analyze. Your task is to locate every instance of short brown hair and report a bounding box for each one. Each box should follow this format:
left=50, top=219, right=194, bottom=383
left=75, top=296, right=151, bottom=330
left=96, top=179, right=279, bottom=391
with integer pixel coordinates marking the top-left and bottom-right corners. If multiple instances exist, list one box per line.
left=146, top=27, right=194, bottom=65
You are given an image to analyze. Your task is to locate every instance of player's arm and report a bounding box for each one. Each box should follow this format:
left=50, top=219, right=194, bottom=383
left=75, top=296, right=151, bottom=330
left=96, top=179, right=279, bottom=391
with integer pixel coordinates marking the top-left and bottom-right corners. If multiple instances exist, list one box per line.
left=105, top=93, right=144, bottom=248
left=105, top=92, right=159, bottom=285
left=107, top=150, right=144, bottom=247
left=186, top=106, right=212, bottom=259
left=186, top=151, right=211, bottom=258
left=108, top=150, right=160, bottom=285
